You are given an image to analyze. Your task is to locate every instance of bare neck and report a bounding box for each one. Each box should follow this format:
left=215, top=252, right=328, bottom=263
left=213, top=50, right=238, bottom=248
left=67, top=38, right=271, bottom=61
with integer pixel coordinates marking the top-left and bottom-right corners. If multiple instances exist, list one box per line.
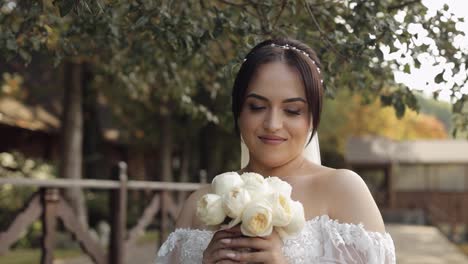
left=241, top=154, right=309, bottom=178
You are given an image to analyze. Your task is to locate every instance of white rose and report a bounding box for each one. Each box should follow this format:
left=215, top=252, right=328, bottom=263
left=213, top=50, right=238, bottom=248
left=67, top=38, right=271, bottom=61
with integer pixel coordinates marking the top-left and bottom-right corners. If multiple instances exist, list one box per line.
left=240, top=200, right=273, bottom=237
left=276, top=200, right=305, bottom=238
left=223, top=186, right=251, bottom=219
left=266, top=192, right=293, bottom=227
left=241, top=172, right=271, bottom=200
left=196, top=194, right=226, bottom=226
left=266, top=176, right=292, bottom=197
left=212, top=172, right=244, bottom=196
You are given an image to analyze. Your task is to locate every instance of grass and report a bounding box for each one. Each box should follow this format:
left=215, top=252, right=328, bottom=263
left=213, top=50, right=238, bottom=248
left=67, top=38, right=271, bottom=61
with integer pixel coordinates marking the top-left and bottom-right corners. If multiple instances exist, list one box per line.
left=458, top=243, right=468, bottom=257
left=0, top=248, right=82, bottom=264
left=136, top=230, right=159, bottom=245
left=0, top=231, right=159, bottom=264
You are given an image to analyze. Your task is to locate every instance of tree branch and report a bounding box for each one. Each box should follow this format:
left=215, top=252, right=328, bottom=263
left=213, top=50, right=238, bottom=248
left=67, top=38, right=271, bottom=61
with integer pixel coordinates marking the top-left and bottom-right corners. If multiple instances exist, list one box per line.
left=303, top=0, right=348, bottom=61
left=218, top=0, right=248, bottom=7
left=387, top=0, right=421, bottom=12
left=272, top=0, right=287, bottom=29
left=217, top=0, right=257, bottom=19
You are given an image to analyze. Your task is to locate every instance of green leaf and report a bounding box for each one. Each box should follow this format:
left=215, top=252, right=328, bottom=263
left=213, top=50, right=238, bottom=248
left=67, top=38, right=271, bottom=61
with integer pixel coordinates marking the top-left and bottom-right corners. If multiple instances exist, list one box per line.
left=453, top=95, right=467, bottom=113
left=394, top=100, right=406, bottom=118
left=133, top=16, right=149, bottom=30
left=403, top=64, right=410, bottom=74
left=53, top=0, right=75, bottom=17
left=6, top=38, right=17, bottom=51
left=434, top=70, right=445, bottom=84
left=18, top=49, right=31, bottom=64
left=376, top=47, right=383, bottom=61
left=414, top=58, right=421, bottom=69
left=380, top=95, right=392, bottom=106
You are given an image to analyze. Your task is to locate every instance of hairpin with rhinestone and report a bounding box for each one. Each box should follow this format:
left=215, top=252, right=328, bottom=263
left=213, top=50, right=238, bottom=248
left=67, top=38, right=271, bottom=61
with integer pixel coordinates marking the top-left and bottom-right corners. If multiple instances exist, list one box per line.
left=270, top=43, right=323, bottom=81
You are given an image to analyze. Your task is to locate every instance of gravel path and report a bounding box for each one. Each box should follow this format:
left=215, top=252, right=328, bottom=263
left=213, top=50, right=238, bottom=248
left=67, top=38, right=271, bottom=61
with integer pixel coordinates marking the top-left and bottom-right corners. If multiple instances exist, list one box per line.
left=387, top=224, right=468, bottom=264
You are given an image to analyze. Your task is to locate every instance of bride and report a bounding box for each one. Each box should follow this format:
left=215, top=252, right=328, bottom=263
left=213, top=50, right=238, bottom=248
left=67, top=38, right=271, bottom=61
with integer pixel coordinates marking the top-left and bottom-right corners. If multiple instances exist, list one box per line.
left=156, top=38, right=396, bottom=263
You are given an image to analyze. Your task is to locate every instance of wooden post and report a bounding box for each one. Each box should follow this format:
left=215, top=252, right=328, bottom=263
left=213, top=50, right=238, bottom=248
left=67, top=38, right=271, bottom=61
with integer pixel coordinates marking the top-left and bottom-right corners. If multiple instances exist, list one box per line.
left=465, top=165, right=468, bottom=191
left=109, top=162, right=127, bottom=264
left=41, top=188, right=59, bottom=264
left=388, top=163, right=396, bottom=209
left=451, top=193, right=459, bottom=241
left=465, top=191, right=468, bottom=242
left=161, top=190, right=169, bottom=244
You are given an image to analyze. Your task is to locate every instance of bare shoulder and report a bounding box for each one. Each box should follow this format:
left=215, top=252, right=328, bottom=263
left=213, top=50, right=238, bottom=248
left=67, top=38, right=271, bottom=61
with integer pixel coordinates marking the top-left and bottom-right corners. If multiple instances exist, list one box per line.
left=325, top=169, right=386, bottom=233
left=175, top=184, right=211, bottom=229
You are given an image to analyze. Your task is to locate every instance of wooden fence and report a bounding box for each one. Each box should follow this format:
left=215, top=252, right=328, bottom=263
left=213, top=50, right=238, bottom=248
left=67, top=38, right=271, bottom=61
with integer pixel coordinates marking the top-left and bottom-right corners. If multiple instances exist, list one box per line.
left=394, top=190, right=468, bottom=240
left=0, top=162, right=202, bottom=264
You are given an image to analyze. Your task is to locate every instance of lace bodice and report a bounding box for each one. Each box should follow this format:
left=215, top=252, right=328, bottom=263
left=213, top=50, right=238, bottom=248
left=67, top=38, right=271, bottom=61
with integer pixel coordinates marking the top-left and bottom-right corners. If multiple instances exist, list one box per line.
left=155, top=214, right=396, bottom=264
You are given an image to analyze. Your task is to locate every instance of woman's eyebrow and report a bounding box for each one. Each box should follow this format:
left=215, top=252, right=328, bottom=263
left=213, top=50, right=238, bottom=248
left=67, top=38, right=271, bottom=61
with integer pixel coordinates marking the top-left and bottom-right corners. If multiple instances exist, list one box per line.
left=246, top=93, right=306, bottom=103
left=283, top=97, right=307, bottom=103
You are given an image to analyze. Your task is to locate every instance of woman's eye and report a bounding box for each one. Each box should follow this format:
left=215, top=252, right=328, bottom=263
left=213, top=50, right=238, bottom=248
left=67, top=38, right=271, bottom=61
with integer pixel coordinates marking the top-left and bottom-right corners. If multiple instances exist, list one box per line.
left=249, top=104, right=266, bottom=111
left=285, top=109, right=301, bottom=115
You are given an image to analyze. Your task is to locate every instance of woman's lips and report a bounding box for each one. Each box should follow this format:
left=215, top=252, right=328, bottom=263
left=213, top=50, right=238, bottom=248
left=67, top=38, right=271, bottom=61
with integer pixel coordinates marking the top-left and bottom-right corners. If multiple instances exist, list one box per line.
left=258, top=136, right=286, bottom=145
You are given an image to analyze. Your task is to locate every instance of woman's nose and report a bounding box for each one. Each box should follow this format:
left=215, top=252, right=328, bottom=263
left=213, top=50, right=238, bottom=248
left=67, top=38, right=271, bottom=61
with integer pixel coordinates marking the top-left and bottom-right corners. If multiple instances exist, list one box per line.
left=263, top=109, right=283, bottom=132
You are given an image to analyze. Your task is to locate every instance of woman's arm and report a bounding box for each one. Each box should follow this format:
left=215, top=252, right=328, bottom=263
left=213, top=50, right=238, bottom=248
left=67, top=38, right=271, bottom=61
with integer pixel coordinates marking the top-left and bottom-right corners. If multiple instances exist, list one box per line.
left=322, top=170, right=395, bottom=263
left=175, top=184, right=211, bottom=229
left=326, top=169, right=386, bottom=233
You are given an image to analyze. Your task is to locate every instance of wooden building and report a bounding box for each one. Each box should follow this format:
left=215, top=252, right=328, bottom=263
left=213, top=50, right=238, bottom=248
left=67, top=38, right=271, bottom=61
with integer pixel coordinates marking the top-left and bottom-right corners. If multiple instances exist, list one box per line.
left=345, top=136, right=468, bottom=241
left=0, top=96, right=157, bottom=181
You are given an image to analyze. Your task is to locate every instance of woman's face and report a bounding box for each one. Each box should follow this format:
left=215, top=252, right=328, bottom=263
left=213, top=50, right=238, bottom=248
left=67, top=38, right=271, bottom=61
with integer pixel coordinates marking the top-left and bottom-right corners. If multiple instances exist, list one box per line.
left=239, top=62, right=311, bottom=168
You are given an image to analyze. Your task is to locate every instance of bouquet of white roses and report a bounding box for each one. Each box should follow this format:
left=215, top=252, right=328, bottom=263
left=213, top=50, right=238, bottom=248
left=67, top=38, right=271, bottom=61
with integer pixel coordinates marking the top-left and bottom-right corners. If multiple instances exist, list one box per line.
left=196, top=171, right=306, bottom=239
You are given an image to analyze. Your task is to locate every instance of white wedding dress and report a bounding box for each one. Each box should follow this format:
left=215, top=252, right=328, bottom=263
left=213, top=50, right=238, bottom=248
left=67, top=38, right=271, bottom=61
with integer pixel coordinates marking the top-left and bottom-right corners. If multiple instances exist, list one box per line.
left=155, top=134, right=396, bottom=263
left=155, top=214, right=396, bottom=263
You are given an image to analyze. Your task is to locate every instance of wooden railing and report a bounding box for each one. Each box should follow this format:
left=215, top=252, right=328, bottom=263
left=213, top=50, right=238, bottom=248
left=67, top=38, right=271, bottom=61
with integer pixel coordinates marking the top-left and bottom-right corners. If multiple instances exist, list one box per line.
left=0, top=162, right=202, bottom=264
left=394, top=190, right=468, bottom=240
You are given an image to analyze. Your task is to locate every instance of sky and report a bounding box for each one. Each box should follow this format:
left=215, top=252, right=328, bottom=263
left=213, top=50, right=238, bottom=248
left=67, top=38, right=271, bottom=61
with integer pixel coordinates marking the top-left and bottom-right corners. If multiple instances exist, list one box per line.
left=391, top=0, right=468, bottom=103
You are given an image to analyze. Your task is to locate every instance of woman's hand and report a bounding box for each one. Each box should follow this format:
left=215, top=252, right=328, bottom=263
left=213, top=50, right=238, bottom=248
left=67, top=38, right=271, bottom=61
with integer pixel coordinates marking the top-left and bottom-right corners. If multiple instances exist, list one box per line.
left=202, top=226, right=246, bottom=264
left=220, top=226, right=287, bottom=264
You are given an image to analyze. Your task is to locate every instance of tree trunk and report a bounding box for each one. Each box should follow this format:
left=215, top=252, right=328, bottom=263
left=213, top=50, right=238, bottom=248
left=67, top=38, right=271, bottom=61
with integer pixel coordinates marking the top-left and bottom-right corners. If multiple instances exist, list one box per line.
left=83, top=63, right=105, bottom=180
left=160, top=114, right=173, bottom=182
left=179, top=138, right=191, bottom=183
left=201, top=124, right=222, bottom=181
left=60, top=61, right=87, bottom=228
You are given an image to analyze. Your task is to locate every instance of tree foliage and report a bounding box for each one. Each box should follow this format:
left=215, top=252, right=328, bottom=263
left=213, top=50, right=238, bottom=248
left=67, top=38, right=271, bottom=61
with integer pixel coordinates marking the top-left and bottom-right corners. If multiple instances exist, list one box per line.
left=320, top=90, right=448, bottom=158
left=1, top=0, right=467, bottom=137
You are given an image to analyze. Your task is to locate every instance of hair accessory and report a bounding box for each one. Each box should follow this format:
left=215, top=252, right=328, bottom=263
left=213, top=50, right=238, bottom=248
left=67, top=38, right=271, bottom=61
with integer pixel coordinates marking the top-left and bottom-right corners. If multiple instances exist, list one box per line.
left=241, top=43, right=324, bottom=84
left=269, top=43, right=323, bottom=84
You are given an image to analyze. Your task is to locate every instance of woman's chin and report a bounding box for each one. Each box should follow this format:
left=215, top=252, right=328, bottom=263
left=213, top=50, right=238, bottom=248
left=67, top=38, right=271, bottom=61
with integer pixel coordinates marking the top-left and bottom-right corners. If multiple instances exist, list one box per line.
left=254, top=156, right=289, bottom=169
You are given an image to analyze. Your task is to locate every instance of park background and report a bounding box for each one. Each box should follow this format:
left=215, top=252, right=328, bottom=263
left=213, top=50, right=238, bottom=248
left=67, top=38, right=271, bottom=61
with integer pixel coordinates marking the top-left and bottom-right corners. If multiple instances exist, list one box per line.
left=1, top=0, right=468, bottom=263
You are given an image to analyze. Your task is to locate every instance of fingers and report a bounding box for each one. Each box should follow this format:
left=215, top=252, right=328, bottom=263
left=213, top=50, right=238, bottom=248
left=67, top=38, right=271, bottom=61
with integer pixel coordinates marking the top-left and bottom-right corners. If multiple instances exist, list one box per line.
left=203, top=230, right=244, bottom=264
left=210, top=230, right=242, bottom=248
left=216, top=260, right=246, bottom=264
left=226, top=250, right=269, bottom=263
left=220, top=236, right=270, bottom=251
left=222, top=225, right=241, bottom=233
left=213, top=228, right=241, bottom=240
left=204, top=247, right=239, bottom=263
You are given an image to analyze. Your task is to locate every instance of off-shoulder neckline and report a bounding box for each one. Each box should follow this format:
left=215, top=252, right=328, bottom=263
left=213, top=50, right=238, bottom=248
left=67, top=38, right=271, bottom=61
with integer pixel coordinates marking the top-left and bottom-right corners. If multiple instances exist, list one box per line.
left=174, top=214, right=392, bottom=237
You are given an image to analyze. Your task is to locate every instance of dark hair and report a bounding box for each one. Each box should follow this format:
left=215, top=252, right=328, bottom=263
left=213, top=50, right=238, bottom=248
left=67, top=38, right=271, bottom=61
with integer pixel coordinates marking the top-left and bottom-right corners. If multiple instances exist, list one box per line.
left=231, top=38, right=324, bottom=145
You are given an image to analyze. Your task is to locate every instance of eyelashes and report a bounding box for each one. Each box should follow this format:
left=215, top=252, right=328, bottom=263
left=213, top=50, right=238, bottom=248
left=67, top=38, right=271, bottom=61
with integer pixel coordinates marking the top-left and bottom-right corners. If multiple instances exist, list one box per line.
left=249, top=104, right=266, bottom=111
left=248, top=104, right=301, bottom=115
left=285, top=110, right=301, bottom=115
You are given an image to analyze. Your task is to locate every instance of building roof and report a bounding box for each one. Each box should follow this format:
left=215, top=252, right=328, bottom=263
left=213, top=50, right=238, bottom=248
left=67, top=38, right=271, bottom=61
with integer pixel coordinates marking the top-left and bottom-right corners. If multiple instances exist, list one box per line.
left=0, top=96, right=120, bottom=142
left=0, top=97, right=60, bottom=132
left=345, top=136, right=468, bottom=164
